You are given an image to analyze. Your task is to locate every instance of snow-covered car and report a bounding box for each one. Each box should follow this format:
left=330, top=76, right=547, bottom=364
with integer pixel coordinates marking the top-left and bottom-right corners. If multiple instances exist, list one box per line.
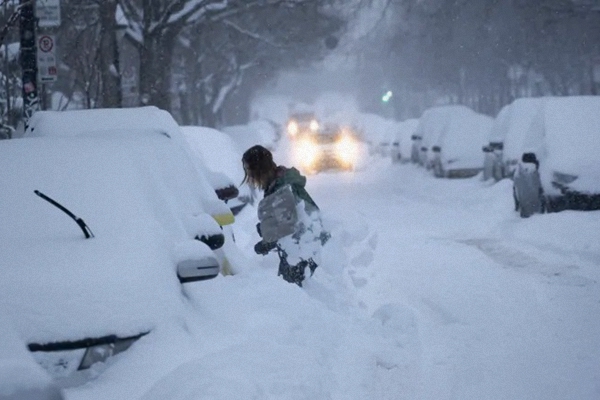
left=182, top=125, right=250, bottom=215
left=0, top=319, right=64, bottom=399
left=182, top=125, right=256, bottom=276
left=354, top=112, right=395, bottom=156
left=291, top=124, right=363, bottom=174
left=391, top=119, right=419, bottom=163
left=2, top=108, right=231, bottom=377
left=413, top=106, right=469, bottom=168
left=485, top=97, right=546, bottom=181
left=511, top=96, right=600, bottom=215
left=23, top=107, right=234, bottom=227
left=430, top=108, right=493, bottom=178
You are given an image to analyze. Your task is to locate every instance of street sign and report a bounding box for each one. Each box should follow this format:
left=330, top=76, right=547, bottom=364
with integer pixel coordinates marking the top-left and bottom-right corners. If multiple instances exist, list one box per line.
left=37, top=34, right=57, bottom=83
left=36, top=0, right=61, bottom=28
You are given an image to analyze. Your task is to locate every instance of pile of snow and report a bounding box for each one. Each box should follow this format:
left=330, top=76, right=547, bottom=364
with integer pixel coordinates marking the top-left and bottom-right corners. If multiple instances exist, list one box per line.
left=0, top=319, right=64, bottom=399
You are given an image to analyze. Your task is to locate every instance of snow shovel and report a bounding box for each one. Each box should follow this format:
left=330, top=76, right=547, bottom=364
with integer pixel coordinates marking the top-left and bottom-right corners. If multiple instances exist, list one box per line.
left=258, top=184, right=298, bottom=243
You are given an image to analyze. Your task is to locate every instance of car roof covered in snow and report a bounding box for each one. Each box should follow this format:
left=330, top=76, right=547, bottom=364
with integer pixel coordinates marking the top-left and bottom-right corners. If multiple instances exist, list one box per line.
left=22, top=107, right=231, bottom=218
left=182, top=126, right=245, bottom=186
left=416, top=105, right=474, bottom=148
left=24, top=106, right=181, bottom=139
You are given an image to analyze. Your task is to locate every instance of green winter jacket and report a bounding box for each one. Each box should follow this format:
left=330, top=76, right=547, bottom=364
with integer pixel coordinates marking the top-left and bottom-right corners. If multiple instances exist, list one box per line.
left=265, top=167, right=319, bottom=211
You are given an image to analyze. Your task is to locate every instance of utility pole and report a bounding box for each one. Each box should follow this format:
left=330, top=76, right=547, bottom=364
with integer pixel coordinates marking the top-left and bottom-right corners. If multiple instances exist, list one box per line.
left=19, top=0, right=39, bottom=126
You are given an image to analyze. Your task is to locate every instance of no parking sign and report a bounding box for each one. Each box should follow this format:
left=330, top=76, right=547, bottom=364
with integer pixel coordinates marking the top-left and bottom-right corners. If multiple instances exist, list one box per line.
left=37, top=34, right=57, bottom=83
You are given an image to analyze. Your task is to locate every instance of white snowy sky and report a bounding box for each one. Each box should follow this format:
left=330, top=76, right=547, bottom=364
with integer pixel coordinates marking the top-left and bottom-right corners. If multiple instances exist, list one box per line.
left=1, top=104, right=599, bottom=400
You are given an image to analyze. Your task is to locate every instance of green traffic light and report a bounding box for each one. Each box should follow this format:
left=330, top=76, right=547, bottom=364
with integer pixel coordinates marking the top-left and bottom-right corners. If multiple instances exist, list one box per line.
left=382, top=90, right=393, bottom=102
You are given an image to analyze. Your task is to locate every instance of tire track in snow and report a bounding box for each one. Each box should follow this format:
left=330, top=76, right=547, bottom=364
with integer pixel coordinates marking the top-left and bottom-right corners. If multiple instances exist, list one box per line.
left=460, top=238, right=597, bottom=288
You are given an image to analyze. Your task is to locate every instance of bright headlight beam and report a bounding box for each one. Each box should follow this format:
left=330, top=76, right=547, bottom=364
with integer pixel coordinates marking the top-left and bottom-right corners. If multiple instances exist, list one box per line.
left=335, top=135, right=358, bottom=165
left=287, top=121, right=299, bottom=137
left=295, top=138, right=319, bottom=168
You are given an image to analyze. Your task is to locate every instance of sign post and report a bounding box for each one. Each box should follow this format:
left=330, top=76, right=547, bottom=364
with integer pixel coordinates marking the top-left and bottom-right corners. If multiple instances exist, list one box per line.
left=37, top=34, right=57, bottom=83
left=19, top=0, right=39, bottom=125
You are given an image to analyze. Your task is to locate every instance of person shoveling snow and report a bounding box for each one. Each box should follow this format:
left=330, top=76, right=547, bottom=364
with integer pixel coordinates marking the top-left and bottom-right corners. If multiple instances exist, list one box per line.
left=242, top=145, right=329, bottom=286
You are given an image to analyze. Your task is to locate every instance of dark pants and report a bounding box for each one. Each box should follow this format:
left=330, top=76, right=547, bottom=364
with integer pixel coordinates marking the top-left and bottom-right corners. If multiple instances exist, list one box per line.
left=276, top=247, right=317, bottom=287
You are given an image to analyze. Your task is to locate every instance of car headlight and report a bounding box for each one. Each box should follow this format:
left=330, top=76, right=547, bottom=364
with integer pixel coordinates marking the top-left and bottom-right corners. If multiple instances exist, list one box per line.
left=309, top=119, right=319, bottom=132
left=294, top=137, right=320, bottom=168
left=335, top=134, right=358, bottom=165
left=287, top=120, right=299, bottom=137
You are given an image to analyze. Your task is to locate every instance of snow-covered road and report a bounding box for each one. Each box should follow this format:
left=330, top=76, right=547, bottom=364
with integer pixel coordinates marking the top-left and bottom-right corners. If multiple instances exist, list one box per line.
left=64, top=154, right=600, bottom=400
left=310, top=159, right=600, bottom=400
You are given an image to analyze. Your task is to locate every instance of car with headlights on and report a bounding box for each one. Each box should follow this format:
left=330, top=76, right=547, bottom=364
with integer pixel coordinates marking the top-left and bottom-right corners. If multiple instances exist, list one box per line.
left=285, top=112, right=320, bottom=139
left=291, top=124, right=362, bottom=174
left=2, top=107, right=232, bottom=379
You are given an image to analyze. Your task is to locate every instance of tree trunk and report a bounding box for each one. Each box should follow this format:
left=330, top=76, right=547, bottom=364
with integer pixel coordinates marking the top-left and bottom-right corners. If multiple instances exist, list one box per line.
left=138, top=29, right=176, bottom=111
left=98, top=0, right=122, bottom=108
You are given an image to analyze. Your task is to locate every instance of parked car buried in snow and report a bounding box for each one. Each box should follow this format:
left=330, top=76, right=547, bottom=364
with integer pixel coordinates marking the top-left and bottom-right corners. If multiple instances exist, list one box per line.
left=413, top=105, right=472, bottom=169
left=2, top=108, right=232, bottom=377
left=510, top=96, right=600, bottom=216
left=485, top=97, right=546, bottom=181
left=391, top=119, right=419, bottom=163
left=429, top=107, right=493, bottom=178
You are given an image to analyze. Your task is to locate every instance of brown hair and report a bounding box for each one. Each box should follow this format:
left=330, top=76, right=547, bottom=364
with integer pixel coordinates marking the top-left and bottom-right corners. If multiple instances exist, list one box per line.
left=242, top=145, right=277, bottom=191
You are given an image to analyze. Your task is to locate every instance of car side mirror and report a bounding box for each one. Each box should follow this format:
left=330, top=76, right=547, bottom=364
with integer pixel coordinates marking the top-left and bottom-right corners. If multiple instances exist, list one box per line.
left=215, top=185, right=239, bottom=202
left=177, top=256, right=219, bottom=283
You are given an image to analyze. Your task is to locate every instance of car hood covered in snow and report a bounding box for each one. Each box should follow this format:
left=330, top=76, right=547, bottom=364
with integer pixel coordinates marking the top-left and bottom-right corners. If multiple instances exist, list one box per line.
left=0, top=136, right=218, bottom=345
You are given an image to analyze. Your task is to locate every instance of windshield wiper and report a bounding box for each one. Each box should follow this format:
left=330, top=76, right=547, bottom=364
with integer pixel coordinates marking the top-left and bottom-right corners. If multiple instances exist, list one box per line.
left=34, top=190, right=94, bottom=239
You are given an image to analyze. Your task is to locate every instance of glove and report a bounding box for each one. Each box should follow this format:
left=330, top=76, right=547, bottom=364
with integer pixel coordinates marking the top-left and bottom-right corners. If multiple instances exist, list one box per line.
left=256, top=222, right=262, bottom=237
left=254, top=240, right=276, bottom=255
